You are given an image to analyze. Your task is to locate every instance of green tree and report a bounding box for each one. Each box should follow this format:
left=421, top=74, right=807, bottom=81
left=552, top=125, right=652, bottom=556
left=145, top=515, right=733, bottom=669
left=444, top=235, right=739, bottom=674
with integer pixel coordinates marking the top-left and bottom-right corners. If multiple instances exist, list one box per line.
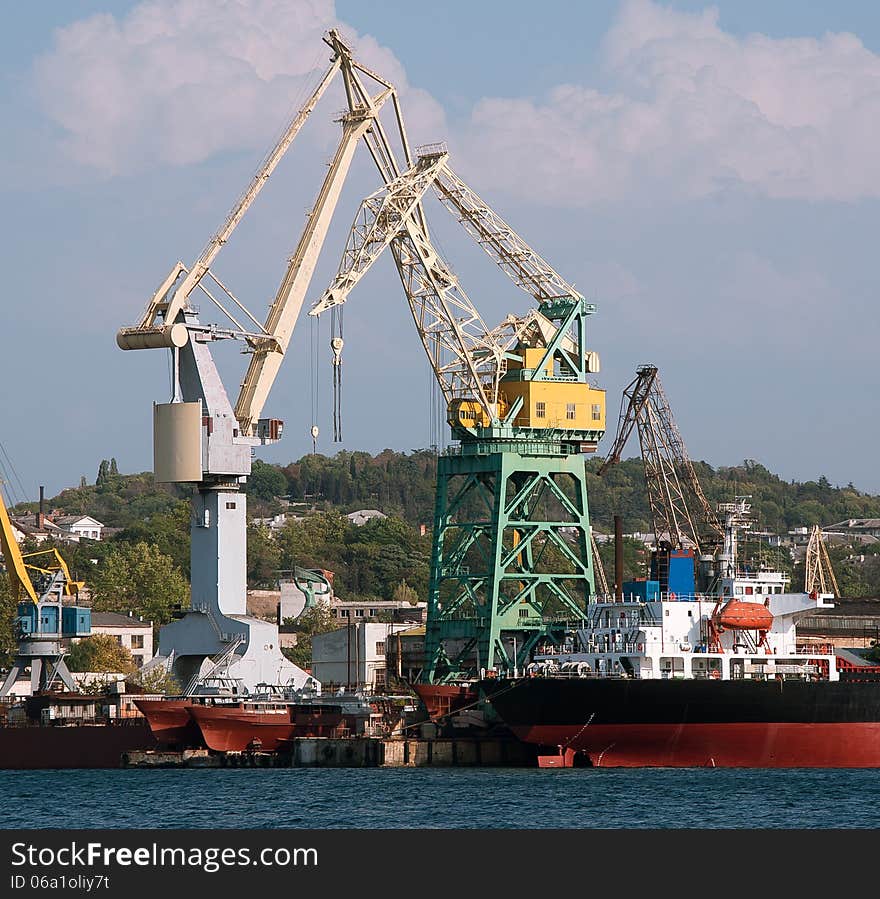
left=392, top=579, right=418, bottom=605
left=112, top=500, right=191, bottom=574
left=126, top=666, right=180, bottom=695
left=281, top=603, right=337, bottom=670
left=247, top=524, right=282, bottom=587
left=248, top=459, right=288, bottom=502
left=0, top=575, right=16, bottom=667
left=67, top=634, right=136, bottom=674
left=89, top=541, right=189, bottom=624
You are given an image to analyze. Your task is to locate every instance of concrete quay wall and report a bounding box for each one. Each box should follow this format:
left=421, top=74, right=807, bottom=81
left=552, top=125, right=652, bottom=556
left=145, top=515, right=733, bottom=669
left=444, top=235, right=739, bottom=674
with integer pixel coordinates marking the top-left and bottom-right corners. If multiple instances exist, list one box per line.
left=122, top=737, right=537, bottom=769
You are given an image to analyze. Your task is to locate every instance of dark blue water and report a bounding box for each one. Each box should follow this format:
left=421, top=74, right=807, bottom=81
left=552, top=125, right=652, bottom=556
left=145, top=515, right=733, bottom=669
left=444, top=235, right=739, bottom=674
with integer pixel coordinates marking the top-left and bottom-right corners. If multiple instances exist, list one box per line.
left=2, top=768, right=879, bottom=828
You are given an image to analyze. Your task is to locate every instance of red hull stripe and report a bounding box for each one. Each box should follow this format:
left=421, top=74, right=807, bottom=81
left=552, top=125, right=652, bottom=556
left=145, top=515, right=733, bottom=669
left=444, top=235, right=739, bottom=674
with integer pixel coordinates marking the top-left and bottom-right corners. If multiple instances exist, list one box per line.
left=516, top=722, right=880, bottom=768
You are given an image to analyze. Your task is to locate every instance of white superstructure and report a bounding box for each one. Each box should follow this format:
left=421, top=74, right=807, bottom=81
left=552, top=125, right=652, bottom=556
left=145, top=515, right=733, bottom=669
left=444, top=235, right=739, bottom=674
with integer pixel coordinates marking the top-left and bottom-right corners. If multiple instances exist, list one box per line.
left=532, top=499, right=838, bottom=683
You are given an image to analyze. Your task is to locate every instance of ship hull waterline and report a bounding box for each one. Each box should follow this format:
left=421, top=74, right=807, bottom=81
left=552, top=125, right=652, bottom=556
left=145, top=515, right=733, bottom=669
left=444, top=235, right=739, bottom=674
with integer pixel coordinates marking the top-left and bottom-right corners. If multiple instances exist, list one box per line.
left=482, top=677, right=880, bottom=768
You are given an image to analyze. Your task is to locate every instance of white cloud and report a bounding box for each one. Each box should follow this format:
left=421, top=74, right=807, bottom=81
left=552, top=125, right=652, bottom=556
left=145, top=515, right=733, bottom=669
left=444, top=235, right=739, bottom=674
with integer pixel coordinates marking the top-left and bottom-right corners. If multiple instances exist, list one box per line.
left=34, top=0, right=445, bottom=174
left=455, top=0, right=880, bottom=204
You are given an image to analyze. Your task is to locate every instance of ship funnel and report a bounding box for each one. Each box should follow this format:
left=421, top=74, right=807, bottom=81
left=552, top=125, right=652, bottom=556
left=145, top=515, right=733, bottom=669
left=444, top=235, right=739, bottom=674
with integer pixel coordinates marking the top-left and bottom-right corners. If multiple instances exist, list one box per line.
left=697, top=554, right=715, bottom=592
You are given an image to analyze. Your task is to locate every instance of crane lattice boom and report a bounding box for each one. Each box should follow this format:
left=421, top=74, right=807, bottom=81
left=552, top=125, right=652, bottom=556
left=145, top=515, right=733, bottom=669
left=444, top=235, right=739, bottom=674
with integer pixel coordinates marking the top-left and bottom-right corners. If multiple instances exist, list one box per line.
left=600, top=364, right=721, bottom=550
left=805, top=525, right=841, bottom=597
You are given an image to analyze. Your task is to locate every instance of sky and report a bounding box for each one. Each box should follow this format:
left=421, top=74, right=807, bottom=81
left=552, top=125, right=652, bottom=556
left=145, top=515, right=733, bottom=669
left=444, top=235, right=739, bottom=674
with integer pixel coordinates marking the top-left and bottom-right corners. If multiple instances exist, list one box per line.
left=2, top=0, right=880, bottom=507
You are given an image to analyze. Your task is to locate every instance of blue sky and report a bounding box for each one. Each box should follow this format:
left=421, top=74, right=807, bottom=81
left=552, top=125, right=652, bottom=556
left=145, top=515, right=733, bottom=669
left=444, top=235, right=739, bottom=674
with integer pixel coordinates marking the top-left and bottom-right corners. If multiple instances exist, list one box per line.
left=2, top=1, right=879, bottom=509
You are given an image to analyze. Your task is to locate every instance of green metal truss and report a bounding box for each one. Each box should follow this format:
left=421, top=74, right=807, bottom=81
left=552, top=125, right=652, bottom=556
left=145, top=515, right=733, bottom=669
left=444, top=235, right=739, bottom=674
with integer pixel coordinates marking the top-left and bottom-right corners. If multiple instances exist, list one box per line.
left=423, top=447, right=597, bottom=682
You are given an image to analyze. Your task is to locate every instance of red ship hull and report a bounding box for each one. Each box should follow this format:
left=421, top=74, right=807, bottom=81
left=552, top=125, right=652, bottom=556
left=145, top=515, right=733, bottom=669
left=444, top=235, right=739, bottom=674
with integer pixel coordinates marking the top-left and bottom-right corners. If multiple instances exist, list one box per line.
left=516, top=721, right=880, bottom=768
left=133, top=699, right=202, bottom=747
left=186, top=703, right=349, bottom=752
left=412, top=683, right=477, bottom=721
left=187, top=705, right=295, bottom=752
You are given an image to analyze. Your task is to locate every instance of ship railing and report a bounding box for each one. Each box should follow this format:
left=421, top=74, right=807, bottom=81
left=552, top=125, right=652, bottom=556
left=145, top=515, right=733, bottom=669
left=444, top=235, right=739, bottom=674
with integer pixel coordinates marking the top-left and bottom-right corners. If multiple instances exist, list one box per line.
left=531, top=667, right=636, bottom=680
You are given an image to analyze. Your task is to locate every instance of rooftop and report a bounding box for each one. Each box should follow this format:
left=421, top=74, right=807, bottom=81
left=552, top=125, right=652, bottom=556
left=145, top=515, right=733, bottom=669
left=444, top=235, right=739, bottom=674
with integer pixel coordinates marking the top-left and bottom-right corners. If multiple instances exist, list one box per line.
left=90, top=612, right=152, bottom=628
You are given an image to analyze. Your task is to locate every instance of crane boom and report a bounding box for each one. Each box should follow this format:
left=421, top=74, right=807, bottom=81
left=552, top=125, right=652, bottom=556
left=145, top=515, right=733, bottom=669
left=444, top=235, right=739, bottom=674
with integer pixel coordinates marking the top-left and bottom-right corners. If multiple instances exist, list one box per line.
left=431, top=164, right=581, bottom=302
left=120, top=54, right=343, bottom=346
left=310, top=151, right=503, bottom=415
left=600, top=364, right=721, bottom=550
left=805, top=525, right=841, bottom=597
left=309, top=146, right=602, bottom=429
left=0, top=488, right=38, bottom=604
left=234, top=86, right=394, bottom=434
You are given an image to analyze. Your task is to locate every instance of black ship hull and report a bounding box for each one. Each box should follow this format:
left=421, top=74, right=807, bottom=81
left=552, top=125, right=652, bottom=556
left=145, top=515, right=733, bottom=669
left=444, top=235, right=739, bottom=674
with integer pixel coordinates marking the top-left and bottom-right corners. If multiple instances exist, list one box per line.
left=480, top=675, right=880, bottom=767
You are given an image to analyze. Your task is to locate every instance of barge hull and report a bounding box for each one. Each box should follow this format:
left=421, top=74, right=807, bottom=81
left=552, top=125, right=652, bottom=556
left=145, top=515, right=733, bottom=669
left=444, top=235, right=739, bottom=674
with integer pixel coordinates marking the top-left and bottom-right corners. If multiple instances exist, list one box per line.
left=0, top=721, right=155, bottom=769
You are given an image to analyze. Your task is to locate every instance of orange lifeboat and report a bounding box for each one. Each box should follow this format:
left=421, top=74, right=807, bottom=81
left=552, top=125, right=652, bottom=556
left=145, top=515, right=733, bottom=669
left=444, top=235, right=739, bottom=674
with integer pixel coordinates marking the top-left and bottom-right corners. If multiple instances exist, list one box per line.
left=715, top=600, right=774, bottom=631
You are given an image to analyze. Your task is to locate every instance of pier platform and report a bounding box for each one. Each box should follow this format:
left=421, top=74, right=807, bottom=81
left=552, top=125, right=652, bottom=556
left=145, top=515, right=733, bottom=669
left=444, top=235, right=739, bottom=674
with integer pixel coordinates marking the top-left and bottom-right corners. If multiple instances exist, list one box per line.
left=121, top=737, right=537, bottom=768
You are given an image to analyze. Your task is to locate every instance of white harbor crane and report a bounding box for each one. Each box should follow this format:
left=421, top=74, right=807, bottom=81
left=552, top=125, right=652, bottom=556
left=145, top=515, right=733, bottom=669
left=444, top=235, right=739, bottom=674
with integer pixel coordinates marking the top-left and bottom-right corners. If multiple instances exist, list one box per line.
left=116, top=31, right=415, bottom=693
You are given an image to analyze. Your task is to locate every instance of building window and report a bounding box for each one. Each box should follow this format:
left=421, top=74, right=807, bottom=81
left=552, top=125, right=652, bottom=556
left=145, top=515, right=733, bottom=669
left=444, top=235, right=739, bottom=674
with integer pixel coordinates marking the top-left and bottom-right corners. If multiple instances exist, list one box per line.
left=226, top=502, right=236, bottom=510
left=566, top=403, right=576, bottom=420
left=535, top=402, right=546, bottom=419
left=375, top=668, right=386, bottom=687
left=131, top=634, right=144, bottom=650
left=115, top=635, right=124, bottom=646
left=368, top=609, right=376, bottom=617
left=375, top=642, right=386, bottom=656
left=591, top=404, right=601, bottom=421
left=355, top=609, right=364, bottom=617
left=340, top=610, right=349, bottom=617
left=518, top=608, right=529, bottom=618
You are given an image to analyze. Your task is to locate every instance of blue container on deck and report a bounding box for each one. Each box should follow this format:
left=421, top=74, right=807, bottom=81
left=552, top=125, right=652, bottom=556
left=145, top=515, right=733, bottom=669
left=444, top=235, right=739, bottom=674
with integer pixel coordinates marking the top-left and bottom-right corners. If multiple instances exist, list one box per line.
left=622, top=579, right=660, bottom=602
left=667, top=550, right=695, bottom=598
left=16, top=602, right=37, bottom=635
left=61, top=606, right=91, bottom=636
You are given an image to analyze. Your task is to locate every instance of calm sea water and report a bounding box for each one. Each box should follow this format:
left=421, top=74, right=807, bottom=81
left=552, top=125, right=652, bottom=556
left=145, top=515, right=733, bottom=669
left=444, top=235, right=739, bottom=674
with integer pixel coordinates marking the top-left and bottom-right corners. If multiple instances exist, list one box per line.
left=2, top=768, right=879, bottom=829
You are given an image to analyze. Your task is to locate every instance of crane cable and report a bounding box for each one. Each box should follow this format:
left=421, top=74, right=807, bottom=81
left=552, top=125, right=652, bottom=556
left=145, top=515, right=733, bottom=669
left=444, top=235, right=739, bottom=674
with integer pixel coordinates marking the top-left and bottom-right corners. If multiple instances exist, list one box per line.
left=309, top=315, right=320, bottom=454
left=331, top=306, right=344, bottom=442
left=0, top=442, right=27, bottom=506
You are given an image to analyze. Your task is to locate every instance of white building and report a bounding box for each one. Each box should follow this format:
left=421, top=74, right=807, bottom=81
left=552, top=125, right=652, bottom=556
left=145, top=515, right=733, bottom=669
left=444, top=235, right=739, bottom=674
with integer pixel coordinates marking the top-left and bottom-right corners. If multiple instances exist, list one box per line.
left=82, top=612, right=154, bottom=668
left=346, top=509, right=386, bottom=527
left=312, top=622, right=413, bottom=691
left=53, top=515, right=105, bottom=541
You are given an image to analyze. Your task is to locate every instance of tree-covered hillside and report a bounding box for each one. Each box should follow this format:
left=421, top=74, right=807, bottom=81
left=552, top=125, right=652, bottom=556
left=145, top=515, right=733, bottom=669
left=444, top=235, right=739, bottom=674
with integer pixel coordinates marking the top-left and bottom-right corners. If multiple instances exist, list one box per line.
left=4, top=448, right=879, bottom=657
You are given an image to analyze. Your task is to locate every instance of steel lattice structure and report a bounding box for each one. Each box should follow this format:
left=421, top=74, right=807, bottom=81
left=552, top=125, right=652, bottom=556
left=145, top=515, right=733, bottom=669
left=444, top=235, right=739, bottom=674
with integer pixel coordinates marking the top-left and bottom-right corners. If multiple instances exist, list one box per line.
left=804, top=525, right=841, bottom=597
left=599, top=365, right=722, bottom=551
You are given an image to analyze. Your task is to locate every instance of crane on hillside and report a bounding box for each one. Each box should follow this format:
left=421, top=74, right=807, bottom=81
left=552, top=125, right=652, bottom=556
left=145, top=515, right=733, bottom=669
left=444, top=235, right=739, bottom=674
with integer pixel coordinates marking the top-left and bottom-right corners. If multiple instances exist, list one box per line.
left=598, top=364, right=721, bottom=554
left=804, top=525, right=841, bottom=598
left=115, top=30, right=420, bottom=692
left=309, top=145, right=607, bottom=681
